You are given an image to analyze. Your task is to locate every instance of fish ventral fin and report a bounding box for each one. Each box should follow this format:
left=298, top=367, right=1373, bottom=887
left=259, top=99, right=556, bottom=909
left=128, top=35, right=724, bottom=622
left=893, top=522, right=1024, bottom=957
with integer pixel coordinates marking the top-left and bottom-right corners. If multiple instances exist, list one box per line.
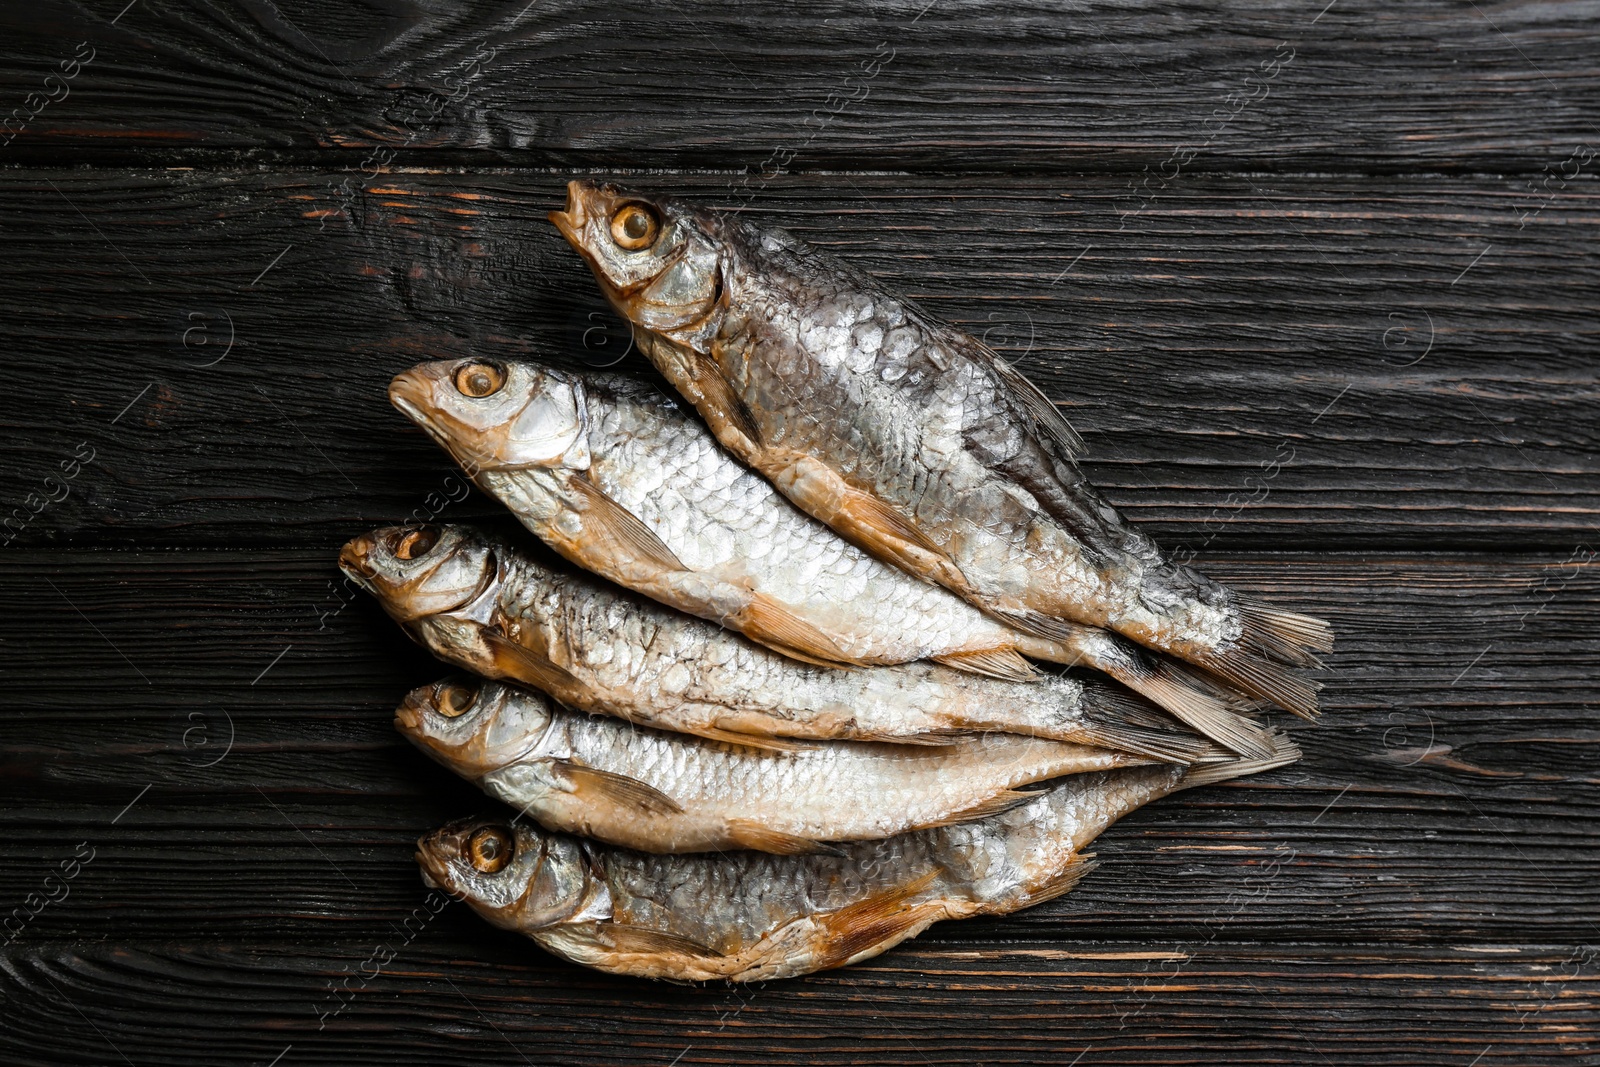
left=1027, top=854, right=1099, bottom=907
left=551, top=758, right=684, bottom=815
left=929, top=646, right=1040, bottom=682
left=918, top=788, right=1041, bottom=829
left=565, top=471, right=686, bottom=574
left=813, top=869, right=951, bottom=968
left=481, top=625, right=582, bottom=695
left=734, top=593, right=859, bottom=669
left=724, top=818, right=844, bottom=856
left=689, top=725, right=806, bottom=753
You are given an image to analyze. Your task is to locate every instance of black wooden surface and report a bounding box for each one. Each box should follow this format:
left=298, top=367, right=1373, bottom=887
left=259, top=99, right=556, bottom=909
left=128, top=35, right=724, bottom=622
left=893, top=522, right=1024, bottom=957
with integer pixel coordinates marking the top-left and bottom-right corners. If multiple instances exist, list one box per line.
left=2, top=2, right=1597, bottom=1064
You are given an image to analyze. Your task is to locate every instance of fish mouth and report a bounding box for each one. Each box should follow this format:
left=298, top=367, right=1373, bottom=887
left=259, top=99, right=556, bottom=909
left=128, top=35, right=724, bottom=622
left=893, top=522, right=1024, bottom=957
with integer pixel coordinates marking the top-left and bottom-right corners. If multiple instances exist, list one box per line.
left=393, top=688, right=426, bottom=733
left=415, top=844, right=447, bottom=891
left=547, top=179, right=588, bottom=246
left=338, top=534, right=377, bottom=584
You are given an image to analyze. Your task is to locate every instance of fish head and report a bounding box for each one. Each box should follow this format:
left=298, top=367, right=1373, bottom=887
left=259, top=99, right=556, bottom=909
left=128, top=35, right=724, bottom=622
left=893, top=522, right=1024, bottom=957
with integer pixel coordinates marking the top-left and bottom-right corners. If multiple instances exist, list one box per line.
left=338, top=524, right=498, bottom=622
left=550, top=180, right=725, bottom=336
left=389, top=359, right=591, bottom=474
left=416, top=816, right=609, bottom=931
left=395, top=677, right=554, bottom=775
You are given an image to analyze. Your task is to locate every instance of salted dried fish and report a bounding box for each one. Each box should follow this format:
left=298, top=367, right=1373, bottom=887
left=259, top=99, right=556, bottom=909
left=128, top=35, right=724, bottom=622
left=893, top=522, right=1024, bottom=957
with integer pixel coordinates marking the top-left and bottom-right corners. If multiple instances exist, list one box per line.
left=338, top=523, right=1221, bottom=761
left=387, top=359, right=1263, bottom=753
left=416, top=735, right=1300, bottom=982
left=396, top=676, right=1165, bottom=854
left=551, top=182, right=1332, bottom=717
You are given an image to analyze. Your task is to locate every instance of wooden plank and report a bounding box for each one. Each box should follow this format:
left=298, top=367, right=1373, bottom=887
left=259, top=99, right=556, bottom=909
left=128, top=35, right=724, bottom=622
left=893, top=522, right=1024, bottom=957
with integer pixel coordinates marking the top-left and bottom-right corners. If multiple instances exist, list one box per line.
left=3, top=170, right=1595, bottom=551
left=0, top=549, right=1595, bottom=948
left=1, top=941, right=1593, bottom=1065
left=1, top=1, right=1597, bottom=173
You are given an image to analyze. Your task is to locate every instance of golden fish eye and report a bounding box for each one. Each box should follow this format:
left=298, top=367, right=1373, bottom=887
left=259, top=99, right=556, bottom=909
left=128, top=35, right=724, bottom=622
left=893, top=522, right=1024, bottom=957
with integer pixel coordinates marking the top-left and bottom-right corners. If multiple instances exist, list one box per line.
left=610, top=203, right=660, bottom=250
left=394, top=526, right=440, bottom=561
left=453, top=361, right=506, bottom=399
left=436, top=680, right=479, bottom=718
left=468, top=826, right=514, bottom=873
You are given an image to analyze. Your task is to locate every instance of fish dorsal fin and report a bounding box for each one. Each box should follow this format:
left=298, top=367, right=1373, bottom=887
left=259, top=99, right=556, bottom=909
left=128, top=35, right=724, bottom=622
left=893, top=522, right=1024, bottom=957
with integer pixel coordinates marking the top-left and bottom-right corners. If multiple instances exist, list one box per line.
left=724, top=818, right=844, bottom=856
left=975, top=340, right=1085, bottom=461
left=549, top=758, right=684, bottom=815
left=688, top=725, right=806, bottom=753
left=564, top=471, right=686, bottom=574
left=480, top=625, right=581, bottom=696
left=929, top=646, right=1040, bottom=681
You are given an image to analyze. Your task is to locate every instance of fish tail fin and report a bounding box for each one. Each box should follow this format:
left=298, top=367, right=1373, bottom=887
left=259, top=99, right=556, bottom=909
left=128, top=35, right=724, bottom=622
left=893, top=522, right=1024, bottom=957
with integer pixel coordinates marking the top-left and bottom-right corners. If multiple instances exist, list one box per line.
left=1076, top=684, right=1215, bottom=764
left=1194, top=644, right=1324, bottom=720
left=1238, top=597, right=1334, bottom=668
left=930, top=645, right=1041, bottom=681
left=1015, top=617, right=1279, bottom=759
left=1175, top=729, right=1303, bottom=791
left=1129, top=662, right=1277, bottom=759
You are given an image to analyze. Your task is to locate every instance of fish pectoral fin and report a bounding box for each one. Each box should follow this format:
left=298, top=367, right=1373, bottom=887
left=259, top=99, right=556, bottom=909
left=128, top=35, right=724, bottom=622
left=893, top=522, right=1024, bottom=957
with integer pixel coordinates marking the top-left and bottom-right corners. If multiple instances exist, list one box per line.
left=565, top=472, right=686, bottom=574
left=480, top=626, right=581, bottom=695
left=812, top=869, right=950, bottom=967
left=734, top=593, right=859, bottom=669
left=695, top=343, right=765, bottom=450
left=1026, top=854, right=1099, bottom=907
left=929, top=646, right=1040, bottom=681
left=558, top=920, right=725, bottom=962
left=724, top=819, right=844, bottom=856
left=917, top=788, right=1042, bottom=830
left=550, top=759, right=684, bottom=815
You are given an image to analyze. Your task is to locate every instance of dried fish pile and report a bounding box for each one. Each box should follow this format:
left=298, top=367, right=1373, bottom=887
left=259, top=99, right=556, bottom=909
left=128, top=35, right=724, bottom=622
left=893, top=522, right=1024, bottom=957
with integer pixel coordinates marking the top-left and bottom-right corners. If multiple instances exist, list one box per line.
left=341, top=184, right=1326, bottom=983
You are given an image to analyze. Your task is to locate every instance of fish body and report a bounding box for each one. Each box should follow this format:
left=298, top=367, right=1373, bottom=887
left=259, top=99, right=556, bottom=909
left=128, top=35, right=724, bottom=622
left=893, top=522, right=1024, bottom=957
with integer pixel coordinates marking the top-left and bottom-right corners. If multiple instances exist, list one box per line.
left=550, top=182, right=1332, bottom=716
left=416, top=736, right=1299, bottom=982
left=388, top=359, right=1266, bottom=754
left=396, top=677, right=1159, bottom=854
left=338, top=524, right=1213, bottom=762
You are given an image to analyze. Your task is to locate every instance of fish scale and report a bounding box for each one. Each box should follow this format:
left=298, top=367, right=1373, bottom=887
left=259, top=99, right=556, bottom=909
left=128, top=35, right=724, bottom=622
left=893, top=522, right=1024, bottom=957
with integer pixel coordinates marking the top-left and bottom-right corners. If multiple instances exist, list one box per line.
left=550, top=181, right=1333, bottom=719
left=416, top=738, right=1299, bottom=982
left=339, top=524, right=1217, bottom=762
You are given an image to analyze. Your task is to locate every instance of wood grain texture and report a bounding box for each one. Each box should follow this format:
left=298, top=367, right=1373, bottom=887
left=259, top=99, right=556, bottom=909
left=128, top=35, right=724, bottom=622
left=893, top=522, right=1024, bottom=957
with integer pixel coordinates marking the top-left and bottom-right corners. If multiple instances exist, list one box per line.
left=0, top=550, right=1594, bottom=954
left=2, top=170, right=1595, bottom=550
left=0, top=0, right=1598, bottom=173
left=3, top=0, right=1597, bottom=1060
left=2, top=941, right=1594, bottom=1066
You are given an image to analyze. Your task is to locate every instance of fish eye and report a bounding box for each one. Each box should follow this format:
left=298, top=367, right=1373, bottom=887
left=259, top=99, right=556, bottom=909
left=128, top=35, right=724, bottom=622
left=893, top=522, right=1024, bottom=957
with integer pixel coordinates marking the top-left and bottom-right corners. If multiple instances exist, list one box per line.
left=453, top=361, right=506, bottom=399
left=394, top=526, right=440, bottom=561
left=467, top=826, right=514, bottom=873
left=609, top=203, right=660, bottom=251
left=435, top=679, right=479, bottom=718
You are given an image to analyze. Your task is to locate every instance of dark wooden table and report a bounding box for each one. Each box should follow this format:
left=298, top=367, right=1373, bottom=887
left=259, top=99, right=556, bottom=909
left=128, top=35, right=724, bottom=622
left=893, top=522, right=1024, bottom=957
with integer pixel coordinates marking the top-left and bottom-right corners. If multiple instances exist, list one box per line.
left=2, top=2, right=1597, bottom=1063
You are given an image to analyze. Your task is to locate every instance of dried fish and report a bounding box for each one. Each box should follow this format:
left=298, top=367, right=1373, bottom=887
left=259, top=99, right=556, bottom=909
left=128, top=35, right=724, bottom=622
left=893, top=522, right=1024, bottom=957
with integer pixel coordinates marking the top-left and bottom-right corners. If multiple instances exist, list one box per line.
left=339, top=523, right=1220, bottom=761
left=388, top=359, right=1263, bottom=753
left=416, top=735, right=1300, bottom=982
left=397, top=676, right=1166, bottom=854
left=551, top=182, right=1332, bottom=717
